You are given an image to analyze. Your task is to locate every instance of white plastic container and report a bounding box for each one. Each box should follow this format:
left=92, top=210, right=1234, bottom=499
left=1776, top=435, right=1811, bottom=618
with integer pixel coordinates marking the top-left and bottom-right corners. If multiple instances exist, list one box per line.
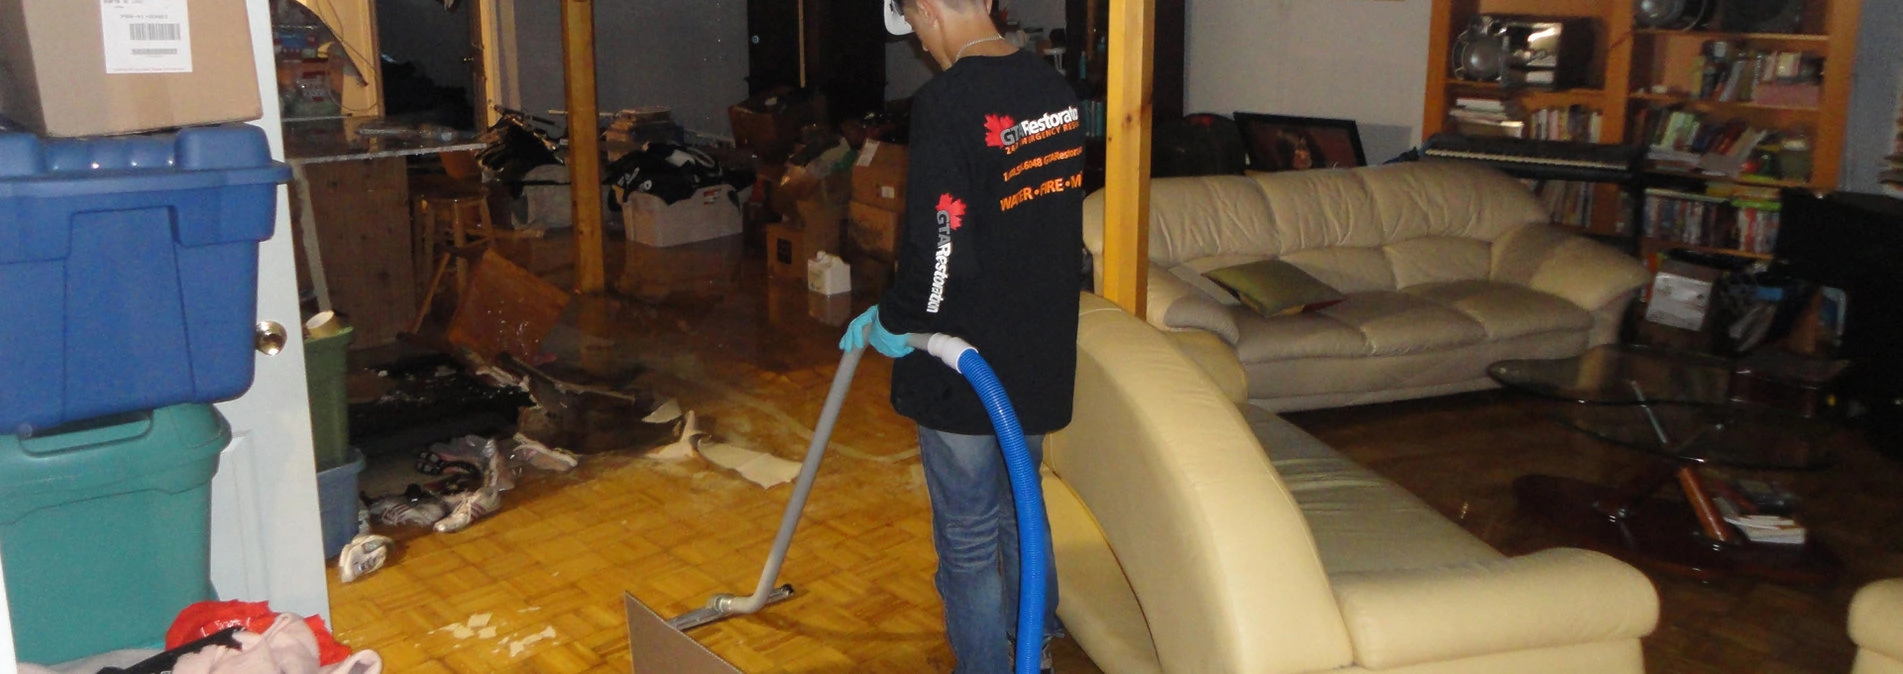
left=807, top=251, right=852, bottom=295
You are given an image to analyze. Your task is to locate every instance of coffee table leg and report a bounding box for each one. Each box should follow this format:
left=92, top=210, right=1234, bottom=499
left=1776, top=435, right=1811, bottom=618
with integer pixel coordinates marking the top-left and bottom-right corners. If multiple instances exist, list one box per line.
left=1675, top=465, right=1742, bottom=544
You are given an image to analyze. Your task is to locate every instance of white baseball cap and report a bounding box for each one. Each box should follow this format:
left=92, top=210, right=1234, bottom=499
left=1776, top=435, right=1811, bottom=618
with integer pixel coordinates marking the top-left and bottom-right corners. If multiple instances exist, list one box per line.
left=883, top=0, right=914, bottom=35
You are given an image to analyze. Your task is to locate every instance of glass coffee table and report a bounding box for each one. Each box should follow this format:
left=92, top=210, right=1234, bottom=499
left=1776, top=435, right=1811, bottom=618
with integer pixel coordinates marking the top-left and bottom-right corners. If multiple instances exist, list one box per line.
left=1489, top=344, right=1845, bottom=583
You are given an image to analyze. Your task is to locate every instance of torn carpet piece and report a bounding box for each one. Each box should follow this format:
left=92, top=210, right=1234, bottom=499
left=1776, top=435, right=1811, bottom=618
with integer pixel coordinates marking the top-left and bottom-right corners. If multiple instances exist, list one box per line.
left=698, top=442, right=801, bottom=488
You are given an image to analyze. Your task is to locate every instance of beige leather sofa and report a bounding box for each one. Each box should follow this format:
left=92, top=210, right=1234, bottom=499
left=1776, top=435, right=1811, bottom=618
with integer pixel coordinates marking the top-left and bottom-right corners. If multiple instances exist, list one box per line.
left=1082, top=162, right=1652, bottom=412
left=1852, top=579, right=1903, bottom=674
left=1042, top=293, right=1660, bottom=673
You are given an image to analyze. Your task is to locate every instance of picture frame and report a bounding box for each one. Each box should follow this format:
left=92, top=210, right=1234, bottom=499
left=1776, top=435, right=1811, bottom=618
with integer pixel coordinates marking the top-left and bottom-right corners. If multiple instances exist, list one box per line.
left=1233, top=113, right=1368, bottom=172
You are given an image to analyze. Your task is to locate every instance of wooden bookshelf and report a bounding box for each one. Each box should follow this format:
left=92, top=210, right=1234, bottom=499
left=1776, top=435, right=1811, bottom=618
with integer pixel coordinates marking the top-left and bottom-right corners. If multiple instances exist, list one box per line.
left=1423, top=0, right=1864, bottom=259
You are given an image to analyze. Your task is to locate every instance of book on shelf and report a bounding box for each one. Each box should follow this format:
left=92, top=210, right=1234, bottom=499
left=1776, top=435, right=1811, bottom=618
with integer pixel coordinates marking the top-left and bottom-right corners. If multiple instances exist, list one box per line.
left=1642, top=186, right=1782, bottom=253
left=1686, top=43, right=1823, bottom=106
left=1637, top=105, right=1796, bottom=182
left=1449, top=97, right=1524, bottom=138
left=1453, top=97, right=1506, bottom=113
left=1522, top=179, right=1597, bottom=228
left=1527, top=105, right=1601, bottom=142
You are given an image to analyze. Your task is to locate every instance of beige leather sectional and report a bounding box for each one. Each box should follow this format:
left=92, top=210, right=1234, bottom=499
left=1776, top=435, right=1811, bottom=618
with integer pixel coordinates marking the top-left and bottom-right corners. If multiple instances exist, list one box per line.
left=1043, top=293, right=1660, bottom=673
left=1853, top=579, right=1903, bottom=674
left=1083, top=162, right=1653, bottom=412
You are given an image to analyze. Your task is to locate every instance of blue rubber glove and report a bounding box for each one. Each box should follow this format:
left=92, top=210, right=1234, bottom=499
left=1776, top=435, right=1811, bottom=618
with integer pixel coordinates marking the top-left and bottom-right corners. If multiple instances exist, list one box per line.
left=840, top=306, right=915, bottom=358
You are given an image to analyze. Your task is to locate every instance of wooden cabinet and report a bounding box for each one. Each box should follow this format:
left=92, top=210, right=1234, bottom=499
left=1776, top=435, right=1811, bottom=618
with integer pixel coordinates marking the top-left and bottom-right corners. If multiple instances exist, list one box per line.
left=1423, top=0, right=1863, bottom=260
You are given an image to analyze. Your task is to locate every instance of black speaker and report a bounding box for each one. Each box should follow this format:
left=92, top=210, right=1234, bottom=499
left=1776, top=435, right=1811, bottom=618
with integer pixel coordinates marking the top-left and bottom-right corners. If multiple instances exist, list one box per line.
left=1719, top=0, right=1806, bottom=33
left=1635, top=0, right=1716, bottom=29
left=1452, top=16, right=1508, bottom=82
left=1776, top=191, right=1903, bottom=455
left=1452, top=16, right=1594, bottom=89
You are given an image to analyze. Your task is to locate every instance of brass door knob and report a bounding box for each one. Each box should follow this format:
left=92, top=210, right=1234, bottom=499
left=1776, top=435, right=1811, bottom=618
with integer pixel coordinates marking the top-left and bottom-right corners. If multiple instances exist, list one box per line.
left=255, top=321, right=289, bottom=356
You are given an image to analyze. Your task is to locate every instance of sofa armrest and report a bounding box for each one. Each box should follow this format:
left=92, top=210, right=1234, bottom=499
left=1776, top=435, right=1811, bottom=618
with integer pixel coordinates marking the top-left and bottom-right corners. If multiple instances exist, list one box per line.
left=1493, top=225, right=1652, bottom=314
left=1330, top=548, right=1658, bottom=669
left=1165, top=331, right=1248, bottom=405
left=1852, top=579, right=1903, bottom=674
left=1145, top=263, right=1240, bottom=344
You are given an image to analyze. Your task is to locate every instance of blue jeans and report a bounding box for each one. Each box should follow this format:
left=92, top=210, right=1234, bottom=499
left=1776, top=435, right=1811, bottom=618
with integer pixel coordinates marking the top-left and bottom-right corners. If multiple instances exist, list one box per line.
left=918, top=426, right=1061, bottom=674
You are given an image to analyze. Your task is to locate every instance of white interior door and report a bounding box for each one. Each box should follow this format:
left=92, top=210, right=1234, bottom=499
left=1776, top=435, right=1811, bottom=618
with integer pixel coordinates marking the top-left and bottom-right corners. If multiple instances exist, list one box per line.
left=203, top=0, right=331, bottom=621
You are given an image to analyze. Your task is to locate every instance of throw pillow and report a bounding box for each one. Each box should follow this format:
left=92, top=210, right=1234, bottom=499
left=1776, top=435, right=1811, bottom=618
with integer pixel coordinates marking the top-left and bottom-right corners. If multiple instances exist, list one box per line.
left=1204, top=260, right=1346, bottom=317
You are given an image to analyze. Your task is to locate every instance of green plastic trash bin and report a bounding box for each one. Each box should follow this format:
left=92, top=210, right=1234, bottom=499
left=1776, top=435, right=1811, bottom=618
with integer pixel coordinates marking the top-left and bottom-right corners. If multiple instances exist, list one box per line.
left=0, top=404, right=228, bottom=665
left=304, top=324, right=354, bottom=471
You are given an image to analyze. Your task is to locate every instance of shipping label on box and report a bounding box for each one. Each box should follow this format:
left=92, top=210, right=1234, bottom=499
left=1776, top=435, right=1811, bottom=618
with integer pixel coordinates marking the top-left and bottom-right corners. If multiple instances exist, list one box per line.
left=99, top=0, right=193, bottom=74
left=852, top=140, right=908, bottom=212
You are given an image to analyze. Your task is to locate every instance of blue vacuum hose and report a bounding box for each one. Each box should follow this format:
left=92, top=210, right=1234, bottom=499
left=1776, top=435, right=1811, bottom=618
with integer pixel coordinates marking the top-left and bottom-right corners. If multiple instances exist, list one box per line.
left=910, top=333, right=1049, bottom=674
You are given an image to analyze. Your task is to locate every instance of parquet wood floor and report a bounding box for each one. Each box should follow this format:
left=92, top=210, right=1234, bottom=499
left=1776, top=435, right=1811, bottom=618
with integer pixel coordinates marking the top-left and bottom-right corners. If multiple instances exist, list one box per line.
left=327, top=234, right=1903, bottom=672
left=328, top=237, right=1100, bottom=673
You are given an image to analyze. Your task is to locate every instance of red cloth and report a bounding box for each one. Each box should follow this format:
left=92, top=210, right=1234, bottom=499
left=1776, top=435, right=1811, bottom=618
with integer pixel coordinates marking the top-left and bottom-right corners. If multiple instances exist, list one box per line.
left=167, top=600, right=353, bottom=666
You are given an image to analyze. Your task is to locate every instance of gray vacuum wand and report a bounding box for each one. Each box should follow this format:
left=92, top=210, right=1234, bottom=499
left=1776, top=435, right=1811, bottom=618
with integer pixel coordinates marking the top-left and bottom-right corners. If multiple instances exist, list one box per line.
left=665, top=337, right=871, bottom=631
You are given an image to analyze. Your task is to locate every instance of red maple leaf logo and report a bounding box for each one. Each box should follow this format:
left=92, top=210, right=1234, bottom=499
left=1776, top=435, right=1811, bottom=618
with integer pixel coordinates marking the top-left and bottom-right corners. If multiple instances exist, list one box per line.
left=983, top=114, right=1016, bottom=148
left=937, top=193, right=967, bottom=231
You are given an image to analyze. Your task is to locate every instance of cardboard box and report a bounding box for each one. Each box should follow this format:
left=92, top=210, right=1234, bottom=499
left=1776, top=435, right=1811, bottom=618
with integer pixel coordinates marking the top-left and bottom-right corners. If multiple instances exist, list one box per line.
left=796, top=196, right=843, bottom=257
left=777, top=167, right=850, bottom=256
left=728, top=89, right=827, bottom=164
left=848, top=201, right=901, bottom=259
left=1644, top=259, right=1721, bottom=331
left=616, top=234, right=742, bottom=300
left=0, top=0, right=262, bottom=137
left=766, top=223, right=805, bottom=280
left=851, top=140, right=908, bottom=212
left=623, top=185, right=741, bottom=247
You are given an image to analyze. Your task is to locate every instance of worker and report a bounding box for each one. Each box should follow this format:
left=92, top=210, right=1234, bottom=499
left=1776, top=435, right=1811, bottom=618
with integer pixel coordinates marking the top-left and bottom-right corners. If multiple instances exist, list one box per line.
left=841, top=0, right=1087, bottom=672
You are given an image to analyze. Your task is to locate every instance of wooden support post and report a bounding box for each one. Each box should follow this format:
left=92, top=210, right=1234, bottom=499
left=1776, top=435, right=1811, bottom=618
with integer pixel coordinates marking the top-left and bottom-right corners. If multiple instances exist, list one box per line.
left=1100, top=0, right=1155, bottom=316
left=561, top=0, right=606, bottom=293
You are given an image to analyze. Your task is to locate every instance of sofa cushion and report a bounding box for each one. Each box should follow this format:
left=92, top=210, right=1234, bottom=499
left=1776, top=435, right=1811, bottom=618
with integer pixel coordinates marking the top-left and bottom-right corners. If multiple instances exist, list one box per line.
left=1231, top=308, right=1372, bottom=362
left=1205, top=260, right=1346, bottom=317
left=1405, top=281, right=1594, bottom=340
left=1278, top=247, right=1397, bottom=294
left=1243, top=406, right=1501, bottom=574
left=1244, top=331, right=1590, bottom=411
left=1384, top=237, right=1493, bottom=288
left=1235, top=290, right=1493, bottom=364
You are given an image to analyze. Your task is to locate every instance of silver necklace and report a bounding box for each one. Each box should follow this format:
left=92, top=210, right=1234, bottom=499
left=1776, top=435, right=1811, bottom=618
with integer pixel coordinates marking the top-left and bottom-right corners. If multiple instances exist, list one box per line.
left=954, top=35, right=1007, bottom=62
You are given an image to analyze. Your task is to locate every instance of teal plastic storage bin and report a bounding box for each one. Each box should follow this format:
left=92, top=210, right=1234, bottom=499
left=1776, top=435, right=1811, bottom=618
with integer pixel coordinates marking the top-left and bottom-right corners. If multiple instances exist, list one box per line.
left=0, top=404, right=229, bottom=665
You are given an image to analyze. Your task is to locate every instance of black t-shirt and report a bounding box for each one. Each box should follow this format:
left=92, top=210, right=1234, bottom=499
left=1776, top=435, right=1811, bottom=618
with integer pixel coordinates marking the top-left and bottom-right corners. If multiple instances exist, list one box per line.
left=876, top=49, right=1085, bottom=436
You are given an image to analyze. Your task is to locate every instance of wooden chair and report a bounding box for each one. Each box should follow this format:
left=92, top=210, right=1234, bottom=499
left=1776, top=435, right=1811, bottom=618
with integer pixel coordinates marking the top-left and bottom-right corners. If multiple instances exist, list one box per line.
left=413, top=150, right=495, bottom=297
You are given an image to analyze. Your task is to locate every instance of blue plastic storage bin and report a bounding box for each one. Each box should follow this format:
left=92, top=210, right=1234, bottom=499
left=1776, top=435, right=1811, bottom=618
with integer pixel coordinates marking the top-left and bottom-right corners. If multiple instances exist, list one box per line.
left=0, top=404, right=229, bottom=665
left=317, top=449, right=366, bottom=559
left=0, top=124, right=289, bottom=436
